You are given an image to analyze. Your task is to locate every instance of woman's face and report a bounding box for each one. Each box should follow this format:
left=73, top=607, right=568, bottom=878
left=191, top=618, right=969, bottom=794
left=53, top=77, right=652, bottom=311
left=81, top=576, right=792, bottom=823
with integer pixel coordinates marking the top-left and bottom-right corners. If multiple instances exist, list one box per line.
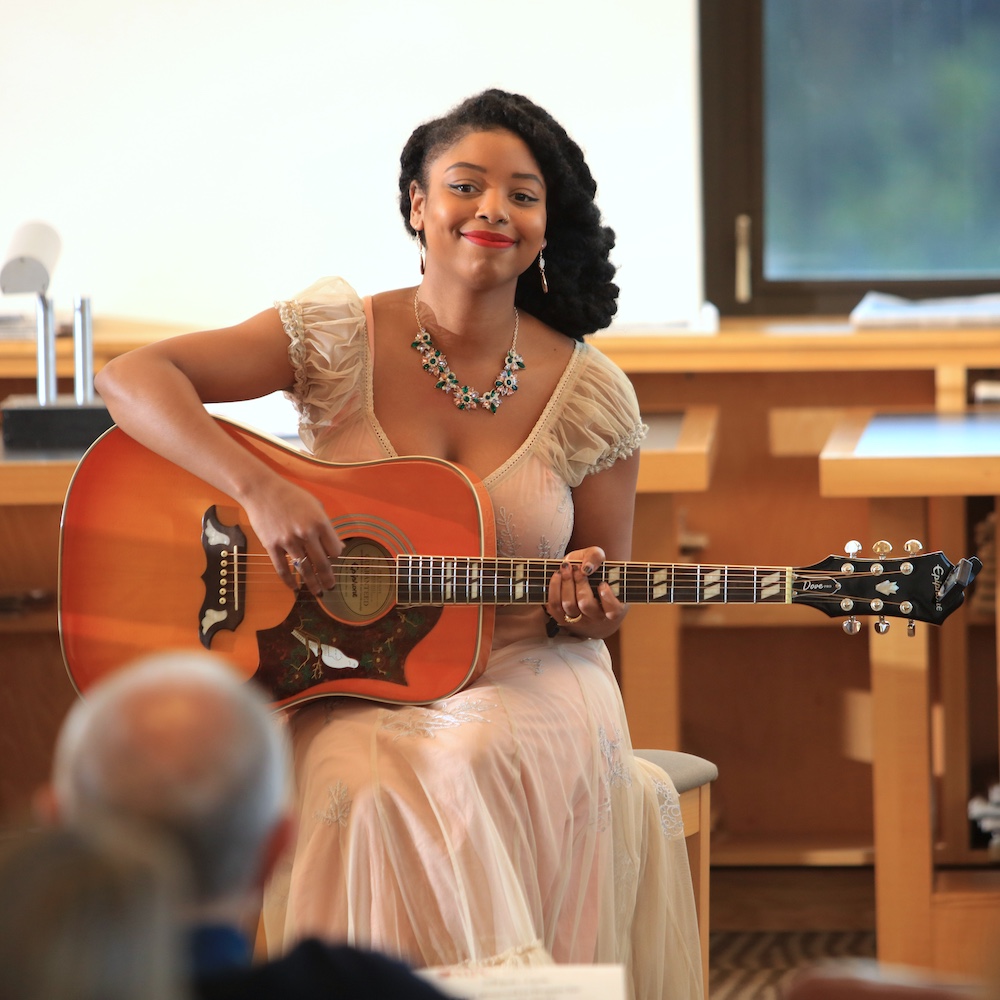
left=409, top=128, right=547, bottom=290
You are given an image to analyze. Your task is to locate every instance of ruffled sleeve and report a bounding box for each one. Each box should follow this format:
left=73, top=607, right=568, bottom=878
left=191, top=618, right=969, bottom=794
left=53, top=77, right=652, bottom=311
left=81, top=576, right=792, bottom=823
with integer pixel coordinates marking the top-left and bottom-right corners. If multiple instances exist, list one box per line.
left=541, top=344, right=647, bottom=488
left=276, top=276, right=367, bottom=454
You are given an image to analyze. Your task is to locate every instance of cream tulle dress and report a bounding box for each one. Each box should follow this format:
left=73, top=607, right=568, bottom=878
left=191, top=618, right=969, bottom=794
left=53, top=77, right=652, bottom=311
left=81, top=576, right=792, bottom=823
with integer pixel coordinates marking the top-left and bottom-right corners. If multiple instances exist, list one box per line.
left=261, top=277, right=703, bottom=1000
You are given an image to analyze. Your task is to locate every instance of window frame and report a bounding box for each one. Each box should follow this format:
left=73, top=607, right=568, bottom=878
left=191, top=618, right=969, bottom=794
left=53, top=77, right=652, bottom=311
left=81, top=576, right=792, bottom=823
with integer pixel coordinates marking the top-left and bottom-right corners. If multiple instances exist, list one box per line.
left=700, top=0, right=1000, bottom=316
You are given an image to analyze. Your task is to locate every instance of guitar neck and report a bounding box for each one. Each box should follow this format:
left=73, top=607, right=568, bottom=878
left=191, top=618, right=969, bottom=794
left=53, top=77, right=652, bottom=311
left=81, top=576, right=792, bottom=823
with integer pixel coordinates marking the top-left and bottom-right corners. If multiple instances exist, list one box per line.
left=396, top=556, right=793, bottom=606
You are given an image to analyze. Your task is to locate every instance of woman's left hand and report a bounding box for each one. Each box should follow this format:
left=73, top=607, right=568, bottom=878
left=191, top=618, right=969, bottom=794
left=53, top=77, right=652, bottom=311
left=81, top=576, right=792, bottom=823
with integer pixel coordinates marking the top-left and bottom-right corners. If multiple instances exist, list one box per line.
left=545, top=545, right=629, bottom=639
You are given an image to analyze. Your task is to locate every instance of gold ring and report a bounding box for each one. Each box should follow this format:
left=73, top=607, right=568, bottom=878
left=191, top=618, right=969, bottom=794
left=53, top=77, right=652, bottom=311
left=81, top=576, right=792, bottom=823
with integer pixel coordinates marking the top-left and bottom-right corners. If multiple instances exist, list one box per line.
left=564, top=612, right=583, bottom=624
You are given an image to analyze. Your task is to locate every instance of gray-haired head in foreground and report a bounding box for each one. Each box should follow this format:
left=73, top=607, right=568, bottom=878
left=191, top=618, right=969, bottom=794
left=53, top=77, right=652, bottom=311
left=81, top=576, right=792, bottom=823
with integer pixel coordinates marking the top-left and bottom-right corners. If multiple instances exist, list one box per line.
left=53, top=650, right=289, bottom=904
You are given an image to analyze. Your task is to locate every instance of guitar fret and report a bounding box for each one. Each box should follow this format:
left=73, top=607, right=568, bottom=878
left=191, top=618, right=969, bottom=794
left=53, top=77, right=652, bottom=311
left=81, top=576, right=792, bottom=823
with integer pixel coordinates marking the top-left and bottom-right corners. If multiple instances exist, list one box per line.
left=760, top=570, right=783, bottom=602
left=400, top=556, right=410, bottom=603
left=652, top=565, right=669, bottom=602
left=420, top=556, right=429, bottom=603
left=396, top=556, right=794, bottom=608
left=606, top=563, right=621, bottom=600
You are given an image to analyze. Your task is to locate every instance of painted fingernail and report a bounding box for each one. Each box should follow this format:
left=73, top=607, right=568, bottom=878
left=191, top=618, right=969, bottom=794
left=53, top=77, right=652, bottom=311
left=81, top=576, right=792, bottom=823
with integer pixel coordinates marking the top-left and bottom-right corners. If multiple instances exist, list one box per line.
left=582, top=563, right=594, bottom=575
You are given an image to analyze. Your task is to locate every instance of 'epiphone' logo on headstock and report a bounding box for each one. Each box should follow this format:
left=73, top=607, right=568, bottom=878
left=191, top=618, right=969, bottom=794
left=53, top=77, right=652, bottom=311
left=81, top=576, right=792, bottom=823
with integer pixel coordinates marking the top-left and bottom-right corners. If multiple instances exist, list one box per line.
left=931, top=564, right=945, bottom=610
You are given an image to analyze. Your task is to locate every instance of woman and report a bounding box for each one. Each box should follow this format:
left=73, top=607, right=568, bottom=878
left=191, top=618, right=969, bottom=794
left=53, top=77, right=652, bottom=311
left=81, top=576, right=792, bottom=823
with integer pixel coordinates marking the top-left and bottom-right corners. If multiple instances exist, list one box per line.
left=95, top=89, right=702, bottom=1000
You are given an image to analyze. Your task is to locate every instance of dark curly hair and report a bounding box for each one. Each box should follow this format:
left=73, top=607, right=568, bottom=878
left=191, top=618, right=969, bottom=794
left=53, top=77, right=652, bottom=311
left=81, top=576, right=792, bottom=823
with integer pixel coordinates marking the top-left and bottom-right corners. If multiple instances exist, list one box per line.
left=398, top=89, right=618, bottom=339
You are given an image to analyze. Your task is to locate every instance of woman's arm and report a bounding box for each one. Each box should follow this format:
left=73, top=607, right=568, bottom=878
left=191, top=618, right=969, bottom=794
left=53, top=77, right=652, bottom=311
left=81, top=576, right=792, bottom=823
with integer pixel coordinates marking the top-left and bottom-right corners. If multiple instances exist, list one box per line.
left=95, top=310, right=342, bottom=593
left=545, top=449, right=640, bottom=639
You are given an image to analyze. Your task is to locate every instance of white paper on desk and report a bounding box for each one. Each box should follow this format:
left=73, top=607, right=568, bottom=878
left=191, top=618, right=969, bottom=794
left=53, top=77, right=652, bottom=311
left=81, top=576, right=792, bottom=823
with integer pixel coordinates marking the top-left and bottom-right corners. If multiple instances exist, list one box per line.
left=602, top=302, right=720, bottom=337
left=850, top=290, right=1000, bottom=327
left=417, top=964, right=627, bottom=1000
left=0, top=292, right=38, bottom=339
left=204, top=391, right=302, bottom=444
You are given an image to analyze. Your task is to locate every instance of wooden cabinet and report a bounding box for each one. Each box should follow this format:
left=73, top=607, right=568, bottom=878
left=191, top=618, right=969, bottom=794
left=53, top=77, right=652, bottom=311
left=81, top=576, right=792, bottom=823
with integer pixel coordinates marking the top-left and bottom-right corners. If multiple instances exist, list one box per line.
left=594, top=320, right=1000, bottom=871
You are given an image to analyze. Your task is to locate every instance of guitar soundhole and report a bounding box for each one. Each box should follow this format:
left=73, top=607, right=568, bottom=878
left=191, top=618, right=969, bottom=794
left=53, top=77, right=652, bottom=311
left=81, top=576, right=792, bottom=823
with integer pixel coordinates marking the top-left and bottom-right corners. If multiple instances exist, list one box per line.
left=320, top=537, right=394, bottom=623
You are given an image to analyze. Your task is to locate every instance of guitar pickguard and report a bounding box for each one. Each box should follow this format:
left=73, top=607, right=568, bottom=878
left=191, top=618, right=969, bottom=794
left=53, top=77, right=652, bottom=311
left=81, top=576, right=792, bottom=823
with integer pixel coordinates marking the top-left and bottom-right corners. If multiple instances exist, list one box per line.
left=252, top=587, right=443, bottom=700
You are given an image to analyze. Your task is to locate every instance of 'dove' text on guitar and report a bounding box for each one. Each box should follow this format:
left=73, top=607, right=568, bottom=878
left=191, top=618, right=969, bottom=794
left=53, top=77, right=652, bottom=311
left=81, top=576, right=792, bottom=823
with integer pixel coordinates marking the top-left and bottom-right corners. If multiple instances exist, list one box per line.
left=59, top=417, right=982, bottom=709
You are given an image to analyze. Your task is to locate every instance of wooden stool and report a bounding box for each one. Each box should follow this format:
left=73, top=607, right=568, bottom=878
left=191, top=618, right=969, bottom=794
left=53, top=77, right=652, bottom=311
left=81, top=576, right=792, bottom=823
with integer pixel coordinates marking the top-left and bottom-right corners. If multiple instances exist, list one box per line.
left=635, top=748, right=718, bottom=993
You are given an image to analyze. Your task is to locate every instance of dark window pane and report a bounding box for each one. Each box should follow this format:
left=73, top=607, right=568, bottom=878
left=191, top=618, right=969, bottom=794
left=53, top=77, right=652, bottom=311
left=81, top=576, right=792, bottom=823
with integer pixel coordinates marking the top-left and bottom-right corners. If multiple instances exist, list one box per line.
left=764, top=0, right=1000, bottom=282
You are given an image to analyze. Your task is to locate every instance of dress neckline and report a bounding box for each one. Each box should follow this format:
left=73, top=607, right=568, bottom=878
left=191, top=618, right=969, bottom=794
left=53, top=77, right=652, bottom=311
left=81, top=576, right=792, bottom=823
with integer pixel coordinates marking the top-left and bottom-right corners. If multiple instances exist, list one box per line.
left=361, top=295, right=585, bottom=486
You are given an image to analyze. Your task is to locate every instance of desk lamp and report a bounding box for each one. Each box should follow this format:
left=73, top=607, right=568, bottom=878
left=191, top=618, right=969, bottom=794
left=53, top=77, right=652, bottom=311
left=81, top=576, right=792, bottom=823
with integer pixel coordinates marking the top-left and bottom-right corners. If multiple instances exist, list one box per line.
left=0, top=222, right=113, bottom=449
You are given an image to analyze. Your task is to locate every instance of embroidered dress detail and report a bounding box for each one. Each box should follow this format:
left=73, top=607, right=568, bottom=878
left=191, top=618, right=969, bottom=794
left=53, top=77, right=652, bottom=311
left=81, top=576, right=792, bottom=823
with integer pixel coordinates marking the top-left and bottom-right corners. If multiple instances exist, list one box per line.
left=412, top=293, right=524, bottom=413
left=379, top=699, right=494, bottom=740
left=653, top=778, right=686, bottom=840
left=316, top=780, right=352, bottom=828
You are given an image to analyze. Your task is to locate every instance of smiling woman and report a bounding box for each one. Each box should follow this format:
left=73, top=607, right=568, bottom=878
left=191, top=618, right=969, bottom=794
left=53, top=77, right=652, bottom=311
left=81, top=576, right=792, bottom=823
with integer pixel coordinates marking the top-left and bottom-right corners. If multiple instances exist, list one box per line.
left=410, top=131, right=547, bottom=323
left=92, top=88, right=703, bottom=1000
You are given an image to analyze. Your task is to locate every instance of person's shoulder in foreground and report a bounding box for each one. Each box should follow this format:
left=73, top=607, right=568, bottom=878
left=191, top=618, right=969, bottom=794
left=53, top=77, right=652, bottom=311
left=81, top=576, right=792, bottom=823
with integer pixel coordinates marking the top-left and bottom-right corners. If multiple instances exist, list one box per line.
left=195, top=938, right=451, bottom=1000
left=784, top=961, right=990, bottom=1000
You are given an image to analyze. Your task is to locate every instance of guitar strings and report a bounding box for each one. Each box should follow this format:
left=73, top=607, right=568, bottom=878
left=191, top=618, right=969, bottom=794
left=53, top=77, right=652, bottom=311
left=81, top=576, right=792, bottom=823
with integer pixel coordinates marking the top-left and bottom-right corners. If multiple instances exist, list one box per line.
left=218, top=555, right=912, bottom=610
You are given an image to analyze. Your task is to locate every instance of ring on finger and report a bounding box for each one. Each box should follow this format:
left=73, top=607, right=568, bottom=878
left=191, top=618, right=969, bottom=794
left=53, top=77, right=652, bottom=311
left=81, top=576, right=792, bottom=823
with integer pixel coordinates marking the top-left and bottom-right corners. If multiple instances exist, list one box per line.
left=564, top=612, right=583, bottom=624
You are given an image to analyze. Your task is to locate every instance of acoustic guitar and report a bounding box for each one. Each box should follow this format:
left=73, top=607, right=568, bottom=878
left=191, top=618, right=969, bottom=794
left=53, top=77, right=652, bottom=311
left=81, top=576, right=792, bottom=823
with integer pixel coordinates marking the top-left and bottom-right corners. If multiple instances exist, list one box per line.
left=58, top=417, right=982, bottom=709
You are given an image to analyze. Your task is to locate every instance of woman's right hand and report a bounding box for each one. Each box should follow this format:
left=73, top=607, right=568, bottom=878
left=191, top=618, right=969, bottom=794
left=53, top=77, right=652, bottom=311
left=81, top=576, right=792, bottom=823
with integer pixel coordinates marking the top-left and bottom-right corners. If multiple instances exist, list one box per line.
left=96, top=309, right=345, bottom=596
left=242, top=476, right=344, bottom=595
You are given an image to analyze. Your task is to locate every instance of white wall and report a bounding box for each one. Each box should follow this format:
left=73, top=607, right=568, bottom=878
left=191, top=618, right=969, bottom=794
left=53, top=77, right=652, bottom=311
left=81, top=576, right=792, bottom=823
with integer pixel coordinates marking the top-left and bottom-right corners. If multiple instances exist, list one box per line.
left=1, top=0, right=701, bottom=331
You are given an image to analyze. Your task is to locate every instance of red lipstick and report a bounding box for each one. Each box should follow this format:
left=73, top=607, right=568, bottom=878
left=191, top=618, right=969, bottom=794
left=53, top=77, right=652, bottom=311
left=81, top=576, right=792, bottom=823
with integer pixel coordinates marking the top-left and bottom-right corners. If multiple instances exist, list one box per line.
left=462, top=230, right=515, bottom=248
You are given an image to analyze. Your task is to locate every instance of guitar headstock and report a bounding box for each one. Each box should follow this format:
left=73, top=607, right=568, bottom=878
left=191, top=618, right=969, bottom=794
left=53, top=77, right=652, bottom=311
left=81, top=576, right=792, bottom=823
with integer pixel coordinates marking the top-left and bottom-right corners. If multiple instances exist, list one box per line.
left=793, top=539, right=982, bottom=634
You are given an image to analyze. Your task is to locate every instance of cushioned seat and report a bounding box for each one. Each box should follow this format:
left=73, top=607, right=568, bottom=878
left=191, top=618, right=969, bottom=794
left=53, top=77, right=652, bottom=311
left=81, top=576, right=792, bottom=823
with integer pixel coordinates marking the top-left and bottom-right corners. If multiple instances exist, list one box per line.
left=635, top=748, right=717, bottom=994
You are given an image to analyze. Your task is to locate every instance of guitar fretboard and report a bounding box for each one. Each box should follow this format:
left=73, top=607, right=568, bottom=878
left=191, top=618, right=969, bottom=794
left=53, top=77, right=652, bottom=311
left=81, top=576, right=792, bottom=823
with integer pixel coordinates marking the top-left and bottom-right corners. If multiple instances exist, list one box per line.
left=395, top=557, right=792, bottom=606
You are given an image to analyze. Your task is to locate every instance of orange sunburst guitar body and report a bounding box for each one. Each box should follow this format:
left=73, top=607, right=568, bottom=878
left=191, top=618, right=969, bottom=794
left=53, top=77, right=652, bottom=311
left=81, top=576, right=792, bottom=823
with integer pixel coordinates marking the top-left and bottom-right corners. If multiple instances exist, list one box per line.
left=60, top=417, right=983, bottom=710
left=59, top=418, right=496, bottom=709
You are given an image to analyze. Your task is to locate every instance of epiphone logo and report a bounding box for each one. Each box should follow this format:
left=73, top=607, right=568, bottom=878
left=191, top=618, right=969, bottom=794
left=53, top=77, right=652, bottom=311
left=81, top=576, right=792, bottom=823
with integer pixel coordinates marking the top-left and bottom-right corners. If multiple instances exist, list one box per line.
left=931, top=564, right=945, bottom=610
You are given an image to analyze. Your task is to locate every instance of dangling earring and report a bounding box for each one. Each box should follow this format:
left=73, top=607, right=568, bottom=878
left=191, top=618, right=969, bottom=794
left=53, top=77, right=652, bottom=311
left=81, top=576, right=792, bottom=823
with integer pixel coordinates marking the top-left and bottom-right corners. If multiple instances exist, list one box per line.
left=538, top=249, right=549, bottom=294
left=418, top=237, right=426, bottom=276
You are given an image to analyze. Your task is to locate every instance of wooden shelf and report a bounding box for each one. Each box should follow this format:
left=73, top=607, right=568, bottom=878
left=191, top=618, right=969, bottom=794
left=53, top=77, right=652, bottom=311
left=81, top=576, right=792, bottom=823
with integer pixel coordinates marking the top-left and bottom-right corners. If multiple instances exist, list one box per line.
left=712, top=832, right=876, bottom=867
left=0, top=609, right=57, bottom=634
left=0, top=443, right=80, bottom=506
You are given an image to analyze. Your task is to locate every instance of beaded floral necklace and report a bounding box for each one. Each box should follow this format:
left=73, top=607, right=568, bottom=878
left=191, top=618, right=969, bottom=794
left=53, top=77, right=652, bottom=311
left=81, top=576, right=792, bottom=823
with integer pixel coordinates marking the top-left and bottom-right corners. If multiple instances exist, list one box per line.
left=411, top=292, right=525, bottom=413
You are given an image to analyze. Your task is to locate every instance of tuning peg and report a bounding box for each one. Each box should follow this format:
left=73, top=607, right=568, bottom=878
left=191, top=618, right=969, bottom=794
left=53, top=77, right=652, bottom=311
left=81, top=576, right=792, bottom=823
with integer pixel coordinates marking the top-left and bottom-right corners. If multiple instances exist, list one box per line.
left=872, top=540, right=893, bottom=558
left=907, top=620, right=916, bottom=637
left=843, top=617, right=862, bottom=635
left=842, top=540, right=862, bottom=574
left=874, top=617, right=890, bottom=635
left=904, top=539, right=923, bottom=555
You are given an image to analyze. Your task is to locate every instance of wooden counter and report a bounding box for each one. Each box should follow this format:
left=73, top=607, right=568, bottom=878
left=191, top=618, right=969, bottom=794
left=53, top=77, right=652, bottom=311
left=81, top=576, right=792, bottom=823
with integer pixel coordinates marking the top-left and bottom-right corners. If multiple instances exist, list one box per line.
left=820, top=411, right=1000, bottom=978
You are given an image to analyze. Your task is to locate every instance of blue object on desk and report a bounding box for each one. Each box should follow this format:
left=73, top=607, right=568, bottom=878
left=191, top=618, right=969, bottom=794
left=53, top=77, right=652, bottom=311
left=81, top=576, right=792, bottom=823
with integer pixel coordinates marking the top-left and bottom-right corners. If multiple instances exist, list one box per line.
left=854, top=413, right=1000, bottom=459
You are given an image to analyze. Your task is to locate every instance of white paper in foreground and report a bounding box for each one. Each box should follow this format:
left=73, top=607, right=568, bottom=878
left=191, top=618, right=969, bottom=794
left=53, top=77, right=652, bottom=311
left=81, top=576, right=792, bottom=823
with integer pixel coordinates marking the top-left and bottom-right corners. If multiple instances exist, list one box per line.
left=417, top=964, right=627, bottom=1000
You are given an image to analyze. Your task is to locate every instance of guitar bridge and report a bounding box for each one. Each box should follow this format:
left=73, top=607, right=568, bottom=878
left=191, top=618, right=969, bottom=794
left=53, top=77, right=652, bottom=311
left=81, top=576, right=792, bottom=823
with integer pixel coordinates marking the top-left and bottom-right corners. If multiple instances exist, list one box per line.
left=198, top=506, right=247, bottom=648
